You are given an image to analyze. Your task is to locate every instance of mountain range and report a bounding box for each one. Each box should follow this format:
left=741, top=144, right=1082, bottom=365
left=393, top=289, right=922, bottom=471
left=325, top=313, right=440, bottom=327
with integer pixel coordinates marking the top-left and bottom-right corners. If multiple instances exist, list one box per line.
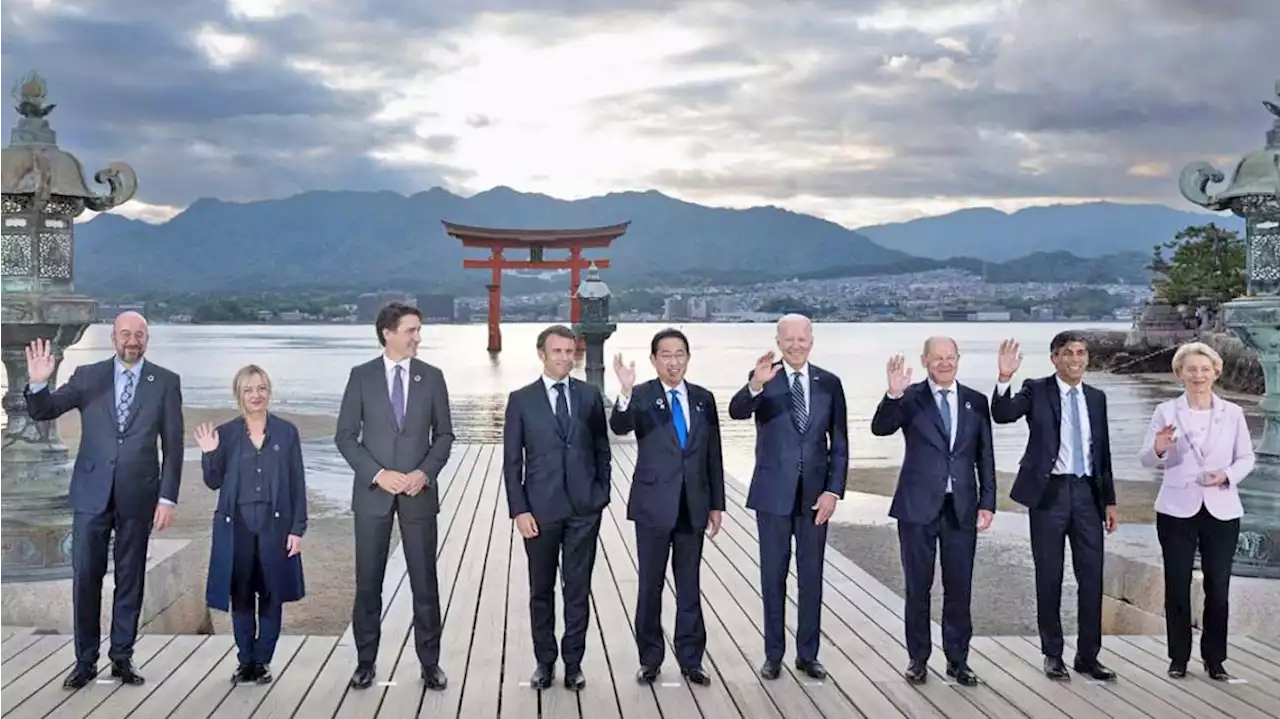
left=72, top=187, right=1239, bottom=295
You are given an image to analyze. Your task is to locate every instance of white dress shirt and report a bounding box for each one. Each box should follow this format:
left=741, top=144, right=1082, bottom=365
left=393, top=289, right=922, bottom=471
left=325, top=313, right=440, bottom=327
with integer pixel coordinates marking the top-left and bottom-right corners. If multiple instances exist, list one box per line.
left=542, top=374, right=572, bottom=416
left=616, top=380, right=690, bottom=428
left=927, top=378, right=959, bottom=493
left=995, top=375, right=1092, bottom=476
left=382, top=354, right=412, bottom=416
left=747, top=362, right=838, bottom=502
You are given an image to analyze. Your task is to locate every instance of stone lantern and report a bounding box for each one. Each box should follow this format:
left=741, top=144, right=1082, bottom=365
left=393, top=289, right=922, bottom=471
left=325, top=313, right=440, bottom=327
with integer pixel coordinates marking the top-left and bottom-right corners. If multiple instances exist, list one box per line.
left=1179, top=79, right=1280, bottom=578
left=572, top=262, right=617, bottom=397
left=0, top=72, right=138, bottom=581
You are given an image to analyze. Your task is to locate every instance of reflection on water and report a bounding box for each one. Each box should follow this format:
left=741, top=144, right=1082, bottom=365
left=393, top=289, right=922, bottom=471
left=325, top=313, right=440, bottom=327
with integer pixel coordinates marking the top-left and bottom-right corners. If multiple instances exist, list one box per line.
left=6, top=321, right=1260, bottom=508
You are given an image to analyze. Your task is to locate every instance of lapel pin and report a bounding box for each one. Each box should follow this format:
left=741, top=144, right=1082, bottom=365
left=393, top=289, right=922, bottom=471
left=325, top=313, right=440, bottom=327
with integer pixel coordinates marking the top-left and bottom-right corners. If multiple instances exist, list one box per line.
left=273, top=444, right=280, bottom=451
left=146, top=375, right=154, bottom=382
left=413, top=374, right=422, bottom=382
left=965, top=401, right=972, bottom=409
left=656, top=397, right=666, bottom=410
left=696, top=403, right=704, bottom=412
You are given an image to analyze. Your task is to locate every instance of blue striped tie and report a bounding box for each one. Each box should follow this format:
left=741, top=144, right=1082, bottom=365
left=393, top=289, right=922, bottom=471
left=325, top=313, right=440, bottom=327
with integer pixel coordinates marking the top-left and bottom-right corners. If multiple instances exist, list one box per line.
left=791, top=371, right=808, bottom=434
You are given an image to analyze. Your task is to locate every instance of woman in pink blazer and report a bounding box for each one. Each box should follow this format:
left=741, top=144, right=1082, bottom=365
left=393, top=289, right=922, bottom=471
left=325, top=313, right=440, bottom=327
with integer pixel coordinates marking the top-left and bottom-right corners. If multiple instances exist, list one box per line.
left=1139, top=342, right=1254, bottom=682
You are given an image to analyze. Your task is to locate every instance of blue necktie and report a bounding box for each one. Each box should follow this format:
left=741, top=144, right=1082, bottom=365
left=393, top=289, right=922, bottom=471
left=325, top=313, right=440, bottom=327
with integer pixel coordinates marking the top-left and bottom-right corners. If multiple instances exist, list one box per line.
left=117, top=368, right=135, bottom=433
left=938, top=389, right=952, bottom=446
left=1068, top=387, right=1086, bottom=476
left=391, top=365, right=405, bottom=429
left=670, top=389, right=687, bottom=449
left=554, top=382, right=571, bottom=437
left=791, top=371, right=808, bottom=434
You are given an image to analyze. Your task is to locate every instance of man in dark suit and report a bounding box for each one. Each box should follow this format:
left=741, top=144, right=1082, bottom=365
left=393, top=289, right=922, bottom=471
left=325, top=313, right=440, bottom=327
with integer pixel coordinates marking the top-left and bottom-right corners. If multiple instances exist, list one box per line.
left=728, top=313, right=848, bottom=681
left=23, top=311, right=184, bottom=690
left=504, top=324, right=612, bottom=692
left=870, top=336, right=995, bottom=687
left=991, top=331, right=1119, bottom=681
left=610, top=328, right=725, bottom=687
left=335, top=302, right=454, bottom=691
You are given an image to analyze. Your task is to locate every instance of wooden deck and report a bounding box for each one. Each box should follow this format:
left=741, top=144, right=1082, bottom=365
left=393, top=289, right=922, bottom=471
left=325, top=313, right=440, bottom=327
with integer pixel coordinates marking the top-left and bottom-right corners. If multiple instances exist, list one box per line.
left=4, top=442, right=1280, bottom=718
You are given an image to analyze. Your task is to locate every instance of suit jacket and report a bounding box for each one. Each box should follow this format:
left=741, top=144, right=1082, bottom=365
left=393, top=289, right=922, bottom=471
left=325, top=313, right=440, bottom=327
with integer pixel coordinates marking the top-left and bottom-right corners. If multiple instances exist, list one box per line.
left=610, top=379, right=726, bottom=532
left=25, top=357, right=184, bottom=517
left=727, top=362, right=849, bottom=516
left=334, top=357, right=454, bottom=518
left=503, top=376, right=611, bottom=524
left=202, top=414, right=307, bottom=611
left=870, top=381, right=996, bottom=528
left=1138, top=394, right=1254, bottom=521
left=991, top=375, right=1116, bottom=513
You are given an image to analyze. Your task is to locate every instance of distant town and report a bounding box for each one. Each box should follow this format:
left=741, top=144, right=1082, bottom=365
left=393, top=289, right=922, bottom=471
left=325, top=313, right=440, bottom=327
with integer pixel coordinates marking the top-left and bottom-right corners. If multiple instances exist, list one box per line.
left=96, top=267, right=1148, bottom=326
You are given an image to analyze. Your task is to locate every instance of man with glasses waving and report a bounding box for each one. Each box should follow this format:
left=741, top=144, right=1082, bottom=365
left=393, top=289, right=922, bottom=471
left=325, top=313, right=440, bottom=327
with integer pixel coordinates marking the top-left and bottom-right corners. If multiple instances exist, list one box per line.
left=611, top=327, right=725, bottom=688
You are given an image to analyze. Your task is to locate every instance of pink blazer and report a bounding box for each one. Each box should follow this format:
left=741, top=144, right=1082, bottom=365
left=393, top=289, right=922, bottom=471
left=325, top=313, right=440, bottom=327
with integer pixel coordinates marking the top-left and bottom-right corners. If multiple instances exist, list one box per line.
left=1138, top=394, right=1254, bottom=520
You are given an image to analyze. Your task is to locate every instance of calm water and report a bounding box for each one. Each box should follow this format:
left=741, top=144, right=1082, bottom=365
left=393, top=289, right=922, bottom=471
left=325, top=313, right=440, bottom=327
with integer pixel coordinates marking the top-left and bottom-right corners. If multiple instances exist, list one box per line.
left=4, top=321, right=1228, bottom=505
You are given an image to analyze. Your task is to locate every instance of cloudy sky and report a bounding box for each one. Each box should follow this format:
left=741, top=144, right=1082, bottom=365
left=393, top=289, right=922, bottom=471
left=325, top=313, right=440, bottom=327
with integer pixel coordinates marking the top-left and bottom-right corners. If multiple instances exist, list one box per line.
left=2, top=0, right=1277, bottom=227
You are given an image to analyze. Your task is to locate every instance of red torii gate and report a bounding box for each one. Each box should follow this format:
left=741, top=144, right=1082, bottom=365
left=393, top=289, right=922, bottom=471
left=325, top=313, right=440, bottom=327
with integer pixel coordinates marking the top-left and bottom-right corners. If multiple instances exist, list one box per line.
left=443, top=220, right=629, bottom=353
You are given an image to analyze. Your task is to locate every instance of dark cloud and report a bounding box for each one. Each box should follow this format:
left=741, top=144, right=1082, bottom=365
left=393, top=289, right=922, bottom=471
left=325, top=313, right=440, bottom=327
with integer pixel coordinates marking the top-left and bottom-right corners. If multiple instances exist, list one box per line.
left=1, top=0, right=1276, bottom=221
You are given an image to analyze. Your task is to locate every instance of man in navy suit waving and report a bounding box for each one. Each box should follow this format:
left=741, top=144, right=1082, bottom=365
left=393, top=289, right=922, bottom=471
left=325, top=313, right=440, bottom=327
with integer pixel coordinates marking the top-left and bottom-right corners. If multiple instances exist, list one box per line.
left=728, top=314, right=848, bottom=681
left=870, top=336, right=995, bottom=687
left=610, top=328, right=724, bottom=687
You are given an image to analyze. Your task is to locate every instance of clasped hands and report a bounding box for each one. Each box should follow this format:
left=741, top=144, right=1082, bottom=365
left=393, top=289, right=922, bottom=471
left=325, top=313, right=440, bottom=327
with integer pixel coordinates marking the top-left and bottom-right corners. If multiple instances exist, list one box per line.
left=376, top=469, right=429, bottom=495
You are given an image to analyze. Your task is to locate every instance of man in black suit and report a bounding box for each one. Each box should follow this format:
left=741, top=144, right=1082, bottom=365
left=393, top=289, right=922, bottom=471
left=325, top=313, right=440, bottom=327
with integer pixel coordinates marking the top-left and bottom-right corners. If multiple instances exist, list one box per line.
left=504, top=324, right=612, bottom=692
left=728, top=313, right=848, bottom=681
left=23, top=311, right=184, bottom=689
left=335, top=302, right=454, bottom=691
left=870, top=336, right=995, bottom=686
left=991, top=331, right=1119, bottom=681
left=610, top=328, right=725, bottom=687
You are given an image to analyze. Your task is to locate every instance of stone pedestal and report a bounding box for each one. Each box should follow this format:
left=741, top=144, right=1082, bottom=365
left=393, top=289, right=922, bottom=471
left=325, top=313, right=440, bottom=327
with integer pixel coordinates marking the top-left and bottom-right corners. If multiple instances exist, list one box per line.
left=1, top=538, right=212, bottom=634
left=0, top=304, right=94, bottom=582
left=1223, top=295, right=1280, bottom=577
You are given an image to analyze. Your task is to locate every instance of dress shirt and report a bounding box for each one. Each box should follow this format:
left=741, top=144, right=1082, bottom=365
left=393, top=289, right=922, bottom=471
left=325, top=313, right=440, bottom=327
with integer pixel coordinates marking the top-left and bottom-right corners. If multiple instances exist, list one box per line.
left=995, top=375, right=1092, bottom=476
left=747, top=362, right=838, bottom=503
left=927, top=378, right=958, bottom=493
left=382, top=354, right=412, bottom=417
left=615, top=380, right=690, bottom=428
left=542, top=374, right=572, bottom=416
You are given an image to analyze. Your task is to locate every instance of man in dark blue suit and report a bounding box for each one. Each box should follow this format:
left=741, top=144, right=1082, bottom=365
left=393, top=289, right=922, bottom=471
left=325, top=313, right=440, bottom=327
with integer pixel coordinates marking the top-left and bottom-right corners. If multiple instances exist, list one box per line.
left=870, top=337, right=995, bottom=686
left=504, top=324, right=612, bottom=692
left=991, top=331, right=1119, bottom=682
left=728, top=313, right=848, bottom=680
left=610, top=328, right=724, bottom=687
left=23, top=312, right=184, bottom=690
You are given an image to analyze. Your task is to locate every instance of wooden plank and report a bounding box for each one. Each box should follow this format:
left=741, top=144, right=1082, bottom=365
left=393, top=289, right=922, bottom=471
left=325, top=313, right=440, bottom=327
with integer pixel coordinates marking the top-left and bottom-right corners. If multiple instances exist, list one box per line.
left=1109, top=636, right=1272, bottom=719
left=84, top=635, right=209, bottom=719
left=209, top=635, right=307, bottom=718
left=456, top=464, right=518, bottom=718
left=1146, top=635, right=1280, bottom=700
left=1, top=635, right=72, bottom=689
left=1122, top=636, right=1279, bottom=717
left=416, top=445, right=508, bottom=718
left=1, top=633, right=43, bottom=664
left=1231, top=636, right=1280, bottom=669
left=579, top=553, right=624, bottom=719
left=1061, top=637, right=1205, bottom=719
left=1, top=637, right=106, bottom=713
left=1, top=627, right=35, bottom=644
left=992, top=636, right=1156, bottom=719
left=15, top=635, right=172, bottom=719
left=681, top=445, right=1033, bottom=718
left=250, top=635, right=338, bottom=719
left=121, top=636, right=235, bottom=719
left=500, top=518, right=545, bottom=719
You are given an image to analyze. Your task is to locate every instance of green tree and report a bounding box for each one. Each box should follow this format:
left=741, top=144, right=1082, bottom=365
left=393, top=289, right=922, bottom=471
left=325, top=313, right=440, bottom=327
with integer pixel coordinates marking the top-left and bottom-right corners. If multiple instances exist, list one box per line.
left=1147, top=224, right=1245, bottom=307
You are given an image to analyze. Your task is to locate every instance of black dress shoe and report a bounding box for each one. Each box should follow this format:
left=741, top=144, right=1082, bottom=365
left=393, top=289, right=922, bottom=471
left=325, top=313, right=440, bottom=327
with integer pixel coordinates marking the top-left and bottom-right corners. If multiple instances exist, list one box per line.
left=1204, top=662, right=1232, bottom=681
left=1043, top=656, right=1070, bottom=680
left=563, top=668, right=586, bottom=691
left=1073, top=659, right=1117, bottom=681
left=635, top=665, right=659, bottom=684
left=254, top=663, right=273, bottom=684
left=681, top=666, right=711, bottom=686
left=1168, top=660, right=1187, bottom=678
left=232, top=663, right=256, bottom=684
left=760, top=660, right=781, bottom=680
left=111, top=660, right=145, bottom=685
left=349, top=662, right=376, bottom=689
left=422, top=664, right=447, bottom=690
left=795, top=659, right=827, bottom=680
left=946, top=662, right=979, bottom=686
left=63, top=663, right=98, bottom=690
left=903, top=659, right=927, bottom=683
left=531, top=664, right=555, bottom=689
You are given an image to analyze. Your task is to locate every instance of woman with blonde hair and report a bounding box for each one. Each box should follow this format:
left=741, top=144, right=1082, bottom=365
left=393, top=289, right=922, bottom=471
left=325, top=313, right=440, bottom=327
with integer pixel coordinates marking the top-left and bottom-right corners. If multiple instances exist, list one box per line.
left=1138, top=342, right=1254, bottom=681
left=193, top=365, right=308, bottom=684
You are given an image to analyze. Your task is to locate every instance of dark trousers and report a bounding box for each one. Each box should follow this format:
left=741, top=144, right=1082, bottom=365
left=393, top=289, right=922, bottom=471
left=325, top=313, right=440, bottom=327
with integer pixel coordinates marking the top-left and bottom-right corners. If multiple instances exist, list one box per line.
left=898, top=495, right=976, bottom=664
left=1029, top=475, right=1104, bottom=662
left=230, top=511, right=282, bottom=664
left=71, top=489, right=152, bottom=665
left=1157, top=507, right=1240, bottom=665
left=352, top=503, right=442, bottom=668
left=758, top=504, right=828, bottom=663
left=635, top=498, right=706, bottom=669
left=525, top=512, right=601, bottom=670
